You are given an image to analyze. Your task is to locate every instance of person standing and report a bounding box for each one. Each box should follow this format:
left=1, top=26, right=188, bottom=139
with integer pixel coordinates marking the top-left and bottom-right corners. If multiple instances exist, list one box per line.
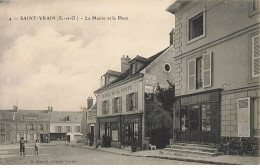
left=20, top=137, right=25, bottom=156
left=34, top=139, right=40, bottom=155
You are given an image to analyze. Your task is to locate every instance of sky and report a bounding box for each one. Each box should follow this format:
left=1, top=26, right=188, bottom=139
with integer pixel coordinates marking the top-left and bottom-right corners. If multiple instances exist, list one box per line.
left=0, top=0, right=175, bottom=111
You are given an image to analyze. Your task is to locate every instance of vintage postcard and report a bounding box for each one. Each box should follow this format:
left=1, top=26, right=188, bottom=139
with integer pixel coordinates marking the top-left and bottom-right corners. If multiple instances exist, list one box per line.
left=0, top=0, right=259, bottom=165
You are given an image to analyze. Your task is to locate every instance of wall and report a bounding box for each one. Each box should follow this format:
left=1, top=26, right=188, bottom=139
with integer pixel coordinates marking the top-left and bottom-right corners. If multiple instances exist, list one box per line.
left=96, top=78, right=144, bottom=117
left=174, top=0, right=259, bottom=57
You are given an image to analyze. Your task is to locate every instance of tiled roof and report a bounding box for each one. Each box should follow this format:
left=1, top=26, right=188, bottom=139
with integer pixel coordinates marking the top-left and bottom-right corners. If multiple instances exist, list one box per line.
left=15, top=110, right=51, bottom=121
left=50, top=111, right=82, bottom=123
left=104, top=70, right=122, bottom=77
left=97, top=47, right=169, bottom=89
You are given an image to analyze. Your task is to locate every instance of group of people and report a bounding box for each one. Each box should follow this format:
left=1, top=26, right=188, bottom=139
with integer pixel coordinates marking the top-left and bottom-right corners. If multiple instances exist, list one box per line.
left=19, top=137, right=40, bottom=156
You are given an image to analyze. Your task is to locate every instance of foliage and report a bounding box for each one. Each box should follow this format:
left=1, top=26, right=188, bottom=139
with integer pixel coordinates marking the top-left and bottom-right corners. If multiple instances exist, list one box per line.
left=217, top=137, right=259, bottom=156
left=154, top=82, right=175, bottom=112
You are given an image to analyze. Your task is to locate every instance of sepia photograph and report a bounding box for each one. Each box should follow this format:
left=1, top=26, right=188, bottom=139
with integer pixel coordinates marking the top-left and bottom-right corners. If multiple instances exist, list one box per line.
left=0, top=0, right=259, bottom=165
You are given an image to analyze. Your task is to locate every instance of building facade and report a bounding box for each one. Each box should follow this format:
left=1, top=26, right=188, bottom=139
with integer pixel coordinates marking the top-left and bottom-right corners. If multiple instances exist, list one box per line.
left=95, top=43, right=175, bottom=149
left=13, top=107, right=51, bottom=143
left=167, top=0, right=260, bottom=143
left=50, top=111, right=82, bottom=143
left=0, top=106, right=17, bottom=144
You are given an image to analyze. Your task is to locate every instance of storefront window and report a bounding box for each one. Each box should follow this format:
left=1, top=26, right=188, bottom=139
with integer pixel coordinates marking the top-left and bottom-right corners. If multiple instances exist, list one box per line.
left=201, top=104, right=211, bottom=131
left=189, top=105, right=200, bottom=131
left=180, top=107, right=189, bottom=131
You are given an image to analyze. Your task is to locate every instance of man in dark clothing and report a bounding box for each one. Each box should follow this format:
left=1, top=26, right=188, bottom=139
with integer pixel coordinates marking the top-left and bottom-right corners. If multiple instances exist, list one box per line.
left=20, top=137, right=25, bottom=156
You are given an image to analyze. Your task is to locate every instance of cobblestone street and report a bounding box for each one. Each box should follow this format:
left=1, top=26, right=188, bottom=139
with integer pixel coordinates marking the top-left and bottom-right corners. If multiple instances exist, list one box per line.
left=0, top=144, right=203, bottom=165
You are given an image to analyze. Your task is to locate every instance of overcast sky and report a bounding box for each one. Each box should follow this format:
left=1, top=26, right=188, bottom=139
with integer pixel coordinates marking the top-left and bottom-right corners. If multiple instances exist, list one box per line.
left=0, top=0, right=175, bottom=111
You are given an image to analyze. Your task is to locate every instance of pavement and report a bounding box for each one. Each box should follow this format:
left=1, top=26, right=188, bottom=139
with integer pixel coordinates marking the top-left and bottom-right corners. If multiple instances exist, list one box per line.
left=70, top=143, right=260, bottom=165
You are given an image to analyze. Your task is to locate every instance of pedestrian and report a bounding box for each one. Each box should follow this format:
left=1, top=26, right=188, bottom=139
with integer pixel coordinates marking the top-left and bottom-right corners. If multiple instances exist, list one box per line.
left=20, top=137, right=25, bottom=157
left=34, top=139, right=40, bottom=155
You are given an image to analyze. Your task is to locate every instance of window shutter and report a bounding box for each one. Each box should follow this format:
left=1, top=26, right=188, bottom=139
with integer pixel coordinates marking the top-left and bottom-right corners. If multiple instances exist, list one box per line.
left=102, top=101, right=105, bottom=114
left=134, top=92, right=138, bottom=110
left=126, top=94, right=130, bottom=111
left=112, top=98, right=115, bottom=113
left=188, top=59, right=196, bottom=90
left=106, top=100, right=109, bottom=114
left=203, top=52, right=212, bottom=88
left=34, top=134, right=37, bottom=140
left=252, top=34, right=260, bottom=77
left=119, top=96, right=122, bottom=113
left=237, top=97, right=251, bottom=137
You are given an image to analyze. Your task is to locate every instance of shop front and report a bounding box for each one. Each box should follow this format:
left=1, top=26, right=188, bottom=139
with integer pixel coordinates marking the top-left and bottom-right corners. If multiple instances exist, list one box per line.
left=97, top=113, right=142, bottom=148
left=174, top=89, right=221, bottom=144
left=121, top=113, right=142, bottom=148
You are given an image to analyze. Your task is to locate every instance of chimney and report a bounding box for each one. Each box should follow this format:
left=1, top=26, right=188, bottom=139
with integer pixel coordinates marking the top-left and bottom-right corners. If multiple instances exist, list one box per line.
left=87, top=97, right=93, bottom=110
left=48, top=106, right=53, bottom=112
left=121, top=55, right=131, bottom=72
left=100, top=76, right=105, bottom=88
left=169, top=28, right=175, bottom=46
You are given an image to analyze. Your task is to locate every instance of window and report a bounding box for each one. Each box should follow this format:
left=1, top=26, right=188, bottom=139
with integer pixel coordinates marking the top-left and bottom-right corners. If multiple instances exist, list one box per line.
left=201, top=104, right=211, bottom=131
left=164, top=63, right=171, bottom=72
left=187, top=8, right=205, bottom=43
left=252, top=34, right=260, bottom=77
left=126, top=92, right=138, bottom=111
left=0, top=134, right=6, bottom=142
left=102, top=100, right=109, bottom=115
left=196, top=57, right=203, bottom=89
left=29, top=124, right=34, bottom=130
left=29, top=134, right=34, bottom=141
left=250, top=0, right=260, bottom=16
left=75, top=126, right=80, bottom=132
left=57, top=126, right=61, bottom=133
left=65, top=116, right=70, bottom=121
left=0, top=123, right=5, bottom=132
left=66, top=126, right=71, bottom=132
left=131, top=63, right=136, bottom=75
left=39, top=124, right=44, bottom=130
left=113, top=97, right=122, bottom=113
left=188, top=52, right=212, bottom=91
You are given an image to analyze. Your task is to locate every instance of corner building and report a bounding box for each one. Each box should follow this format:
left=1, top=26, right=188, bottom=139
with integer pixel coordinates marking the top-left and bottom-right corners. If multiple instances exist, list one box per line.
left=95, top=44, right=175, bottom=149
left=167, top=0, right=260, bottom=144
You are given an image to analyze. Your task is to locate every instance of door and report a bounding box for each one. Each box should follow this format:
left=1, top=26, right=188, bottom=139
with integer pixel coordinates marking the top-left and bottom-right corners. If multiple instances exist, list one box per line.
left=90, top=126, right=95, bottom=138
left=66, top=135, right=70, bottom=142
left=189, top=105, right=200, bottom=141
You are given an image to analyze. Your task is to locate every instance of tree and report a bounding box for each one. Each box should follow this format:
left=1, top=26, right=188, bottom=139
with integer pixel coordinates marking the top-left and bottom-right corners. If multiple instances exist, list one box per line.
left=146, top=82, right=175, bottom=148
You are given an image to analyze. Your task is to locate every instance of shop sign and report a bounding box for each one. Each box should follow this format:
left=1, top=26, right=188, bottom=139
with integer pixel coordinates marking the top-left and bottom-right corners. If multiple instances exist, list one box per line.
left=145, top=75, right=157, bottom=85
left=181, top=91, right=219, bottom=105
left=102, top=85, right=132, bottom=98
left=98, top=116, right=119, bottom=123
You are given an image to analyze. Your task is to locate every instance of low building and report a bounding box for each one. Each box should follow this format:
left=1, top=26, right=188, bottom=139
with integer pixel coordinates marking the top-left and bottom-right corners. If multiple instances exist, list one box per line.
left=86, top=102, right=97, bottom=144
left=13, top=107, right=51, bottom=143
left=50, top=111, right=82, bottom=143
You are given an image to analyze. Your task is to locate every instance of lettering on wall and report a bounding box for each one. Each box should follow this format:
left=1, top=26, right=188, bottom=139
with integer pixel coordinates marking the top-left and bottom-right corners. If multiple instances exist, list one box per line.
left=102, top=85, right=132, bottom=98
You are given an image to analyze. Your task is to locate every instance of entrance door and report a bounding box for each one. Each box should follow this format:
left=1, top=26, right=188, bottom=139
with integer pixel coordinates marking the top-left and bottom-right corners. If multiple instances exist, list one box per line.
left=90, top=125, right=95, bottom=138
left=66, top=135, right=70, bottom=142
left=189, top=105, right=200, bottom=141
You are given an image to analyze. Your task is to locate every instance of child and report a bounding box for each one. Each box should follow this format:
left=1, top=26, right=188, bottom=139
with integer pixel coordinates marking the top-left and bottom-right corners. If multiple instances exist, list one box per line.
left=34, top=139, right=40, bottom=155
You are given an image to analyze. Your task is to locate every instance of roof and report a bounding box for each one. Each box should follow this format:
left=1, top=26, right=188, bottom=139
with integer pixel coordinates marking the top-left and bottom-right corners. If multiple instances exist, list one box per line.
left=0, top=110, right=15, bottom=121
left=50, top=111, right=82, bottom=123
left=15, top=110, right=50, bottom=121
left=166, top=0, right=192, bottom=14
left=129, top=55, right=147, bottom=63
left=103, top=70, right=122, bottom=77
left=95, top=47, right=169, bottom=93
left=87, top=103, right=97, bottom=112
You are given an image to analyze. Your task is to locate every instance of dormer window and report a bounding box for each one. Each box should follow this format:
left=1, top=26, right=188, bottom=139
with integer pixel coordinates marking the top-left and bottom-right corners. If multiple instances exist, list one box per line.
left=131, top=63, right=136, bottom=75
left=65, top=116, right=70, bottom=121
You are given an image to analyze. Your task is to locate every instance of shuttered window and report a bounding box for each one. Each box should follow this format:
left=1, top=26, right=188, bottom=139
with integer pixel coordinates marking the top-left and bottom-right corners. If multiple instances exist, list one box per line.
left=203, top=52, right=212, bottom=88
left=188, top=59, right=196, bottom=91
left=237, top=97, right=251, bottom=137
left=188, top=52, right=213, bottom=91
left=126, top=92, right=138, bottom=111
left=113, top=97, right=122, bottom=113
left=102, top=100, right=109, bottom=115
left=252, top=34, right=260, bottom=77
